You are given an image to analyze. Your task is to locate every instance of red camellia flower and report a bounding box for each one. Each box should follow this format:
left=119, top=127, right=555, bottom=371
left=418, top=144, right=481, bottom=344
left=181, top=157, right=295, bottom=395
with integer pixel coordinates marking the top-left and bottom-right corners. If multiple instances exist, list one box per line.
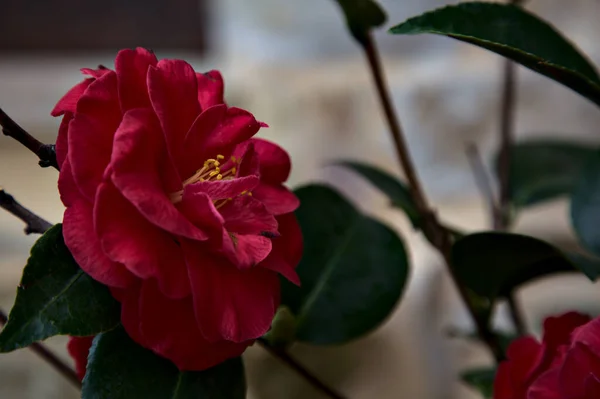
left=67, top=336, right=94, bottom=381
left=54, top=48, right=302, bottom=370
left=494, top=311, right=600, bottom=399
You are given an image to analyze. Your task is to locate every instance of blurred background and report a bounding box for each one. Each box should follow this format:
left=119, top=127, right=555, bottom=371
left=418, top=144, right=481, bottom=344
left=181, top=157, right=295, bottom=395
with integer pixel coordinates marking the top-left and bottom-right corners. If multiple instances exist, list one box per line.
left=1, top=0, right=600, bottom=398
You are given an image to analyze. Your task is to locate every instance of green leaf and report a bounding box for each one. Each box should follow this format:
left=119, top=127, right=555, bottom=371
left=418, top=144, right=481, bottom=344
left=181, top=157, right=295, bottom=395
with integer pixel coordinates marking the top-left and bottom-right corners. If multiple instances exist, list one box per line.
left=331, top=0, right=387, bottom=45
left=389, top=3, right=600, bottom=107
left=460, top=367, right=496, bottom=398
left=566, top=252, right=600, bottom=281
left=451, top=232, right=576, bottom=300
left=283, top=184, right=409, bottom=345
left=497, top=140, right=597, bottom=208
left=83, top=327, right=246, bottom=399
left=334, top=161, right=420, bottom=227
left=263, top=306, right=297, bottom=349
left=0, top=224, right=120, bottom=352
left=571, top=151, right=600, bottom=257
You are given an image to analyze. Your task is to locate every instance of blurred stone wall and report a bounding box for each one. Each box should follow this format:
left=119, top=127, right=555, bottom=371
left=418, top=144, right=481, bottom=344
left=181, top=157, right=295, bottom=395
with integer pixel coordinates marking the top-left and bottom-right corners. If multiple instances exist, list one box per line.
left=1, top=1, right=600, bottom=398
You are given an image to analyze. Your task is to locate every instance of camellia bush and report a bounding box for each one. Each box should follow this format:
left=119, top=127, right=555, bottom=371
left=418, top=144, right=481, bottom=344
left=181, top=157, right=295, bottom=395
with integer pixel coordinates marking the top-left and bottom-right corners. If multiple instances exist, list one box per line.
left=1, top=1, right=600, bottom=398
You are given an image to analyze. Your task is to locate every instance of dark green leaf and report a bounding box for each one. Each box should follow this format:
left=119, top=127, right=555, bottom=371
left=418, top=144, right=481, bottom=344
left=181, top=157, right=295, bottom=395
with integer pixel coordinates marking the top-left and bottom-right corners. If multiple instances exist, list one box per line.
left=283, top=184, right=409, bottom=345
left=389, top=3, right=600, bottom=106
left=571, top=151, right=600, bottom=257
left=460, top=367, right=496, bottom=398
left=263, top=306, right=297, bottom=349
left=0, top=224, right=120, bottom=352
left=332, top=0, right=387, bottom=45
left=452, top=232, right=576, bottom=300
left=566, top=252, right=600, bottom=281
left=496, top=140, right=597, bottom=208
left=334, top=161, right=420, bottom=227
left=83, top=327, right=246, bottom=399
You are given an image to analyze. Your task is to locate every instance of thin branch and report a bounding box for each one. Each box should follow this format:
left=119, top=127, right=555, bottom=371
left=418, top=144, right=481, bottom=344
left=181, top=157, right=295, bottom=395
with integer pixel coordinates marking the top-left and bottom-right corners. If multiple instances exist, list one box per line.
left=0, top=108, right=58, bottom=170
left=465, top=143, right=500, bottom=228
left=361, top=32, right=504, bottom=362
left=496, top=57, right=517, bottom=230
left=0, top=309, right=81, bottom=388
left=0, top=188, right=52, bottom=234
left=257, top=339, right=346, bottom=399
left=507, top=294, right=526, bottom=336
left=492, top=0, right=529, bottom=336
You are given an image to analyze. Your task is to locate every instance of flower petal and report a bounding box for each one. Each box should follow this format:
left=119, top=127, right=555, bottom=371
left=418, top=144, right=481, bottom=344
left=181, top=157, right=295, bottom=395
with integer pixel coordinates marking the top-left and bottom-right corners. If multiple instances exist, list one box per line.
left=236, top=141, right=260, bottom=178
left=114, top=283, right=145, bottom=345
left=58, top=158, right=81, bottom=208
left=51, top=78, right=93, bottom=117
left=259, top=213, right=302, bottom=285
left=138, top=279, right=250, bottom=370
left=115, top=48, right=158, bottom=112
left=68, top=71, right=121, bottom=200
left=94, top=181, right=191, bottom=299
left=228, top=234, right=273, bottom=268
left=252, top=183, right=300, bottom=215
left=239, top=138, right=291, bottom=184
left=558, top=343, right=600, bottom=398
left=81, top=66, right=111, bottom=79
left=196, top=70, right=225, bottom=109
left=148, top=59, right=200, bottom=171
left=220, top=195, right=278, bottom=236
left=571, top=315, right=600, bottom=353
left=543, top=312, right=591, bottom=351
left=182, top=105, right=260, bottom=177
left=182, top=243, right=280, bottom=343
left=110, top=108, right=209, bottom=242
left=55, top=114, right=72, bottom=168
left=584, top=374, right=600, bottom=397
left=527, top=368, right=561, bottom=399
left=183, top=176, right=259, bottom=201
left=63, top=200, right=135, bottom=288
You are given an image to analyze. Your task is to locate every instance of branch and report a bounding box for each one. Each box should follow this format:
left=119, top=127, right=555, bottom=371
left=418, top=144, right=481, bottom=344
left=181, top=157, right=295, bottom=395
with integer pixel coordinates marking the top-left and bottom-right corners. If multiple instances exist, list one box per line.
left=492, top=0, right=528, bottom=336
left=361, top=32, right=504, bottom=362
left=257, top=339, right=346, bottom=399
left=0, top=108, right=58, bottom=170
left=465, top=143, right=499, bottom=228
left=0, top=309, right=81, bottom=389
left=0, top=188, right=52, bottom=234
left=507, top=294, right=526, bottom=336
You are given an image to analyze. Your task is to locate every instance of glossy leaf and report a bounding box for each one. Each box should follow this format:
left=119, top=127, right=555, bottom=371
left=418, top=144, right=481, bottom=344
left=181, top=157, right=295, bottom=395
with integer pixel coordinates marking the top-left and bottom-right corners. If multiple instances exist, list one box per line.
left=451, top=232, right=576, bottom=300
left=0, top=224, right=119, bottom=352
left=496, top=140, right=597, bottom=208
left=83, top=327, right=246, bottom=399
left=571, top=151, right=600, bottom=257
left=335, top=161, right=420, bottom=227
left=282, top=184, right=409, bottom=345
left=331, top=0, right=387, bottom=45
left=389, top=3, right=600, bottom=107
left=460, top=367, right=496, bottom=399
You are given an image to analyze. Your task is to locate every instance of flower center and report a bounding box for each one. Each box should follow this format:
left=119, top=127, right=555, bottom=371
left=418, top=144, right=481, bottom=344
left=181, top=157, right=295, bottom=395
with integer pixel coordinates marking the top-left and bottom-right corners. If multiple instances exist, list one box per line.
left=170, top=154, right=247, bottom=207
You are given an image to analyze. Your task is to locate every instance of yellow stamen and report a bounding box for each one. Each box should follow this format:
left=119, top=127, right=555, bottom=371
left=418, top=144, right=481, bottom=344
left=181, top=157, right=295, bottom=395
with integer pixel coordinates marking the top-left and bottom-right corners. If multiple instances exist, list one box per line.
left=169, top=154, right=251, bottom=205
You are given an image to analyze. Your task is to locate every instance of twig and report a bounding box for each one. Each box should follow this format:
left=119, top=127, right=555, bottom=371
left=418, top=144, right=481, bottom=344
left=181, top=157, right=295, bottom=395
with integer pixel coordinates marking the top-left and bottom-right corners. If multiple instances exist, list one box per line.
left=506, top=294, right=526, bottom=336
left=491, top=0, right=529, bottom=336
left=0, top=188, right=52, bottom=234
left=360, top=32, right=504, bottom=362
left=496, top=57, right=516, bottom=230
left=466, top=142, right=498, bottom=224
left=0, top=108, right=58, bottom=170
left=0, top=309, right=81, bottom=388
left=257, top=339, right=346, bottom=399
